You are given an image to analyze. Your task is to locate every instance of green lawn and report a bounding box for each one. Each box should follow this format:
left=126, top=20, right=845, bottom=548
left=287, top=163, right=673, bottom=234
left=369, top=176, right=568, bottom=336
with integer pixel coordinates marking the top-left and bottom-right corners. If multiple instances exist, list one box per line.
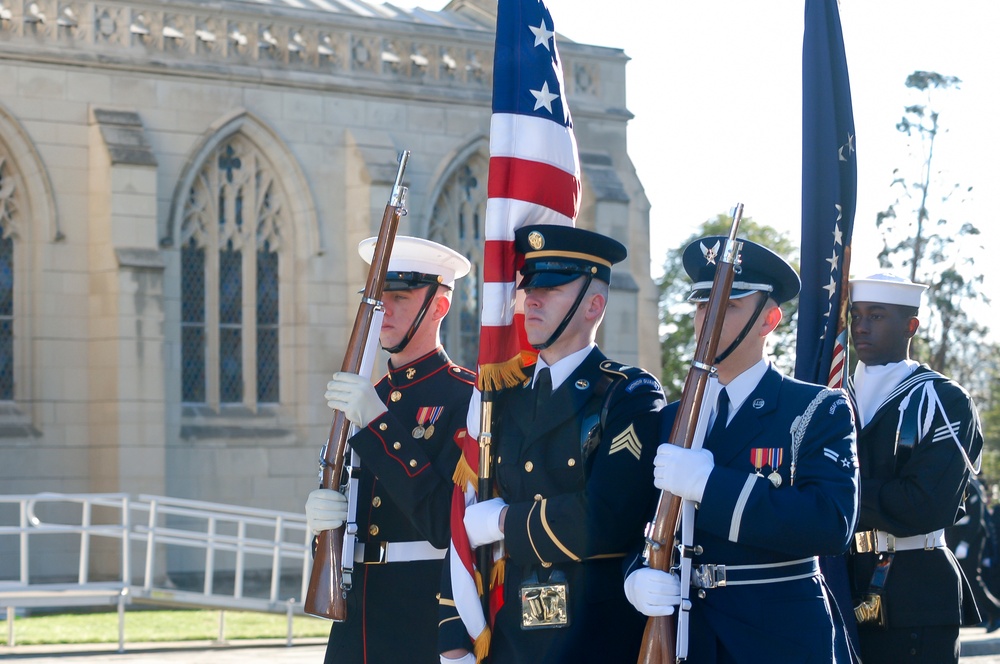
left=7, top=609, right=330, bottom=645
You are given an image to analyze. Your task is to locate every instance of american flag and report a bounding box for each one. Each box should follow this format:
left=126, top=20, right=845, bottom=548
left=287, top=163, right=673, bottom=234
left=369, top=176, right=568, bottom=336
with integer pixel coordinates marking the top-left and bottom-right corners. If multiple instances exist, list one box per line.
left=477, top=0, right=581, bottom=391
left=793, top=0, right=859, bottom=653
left=794, top=0, right=857, bottom=390
left=446, top=0, right=581, bottom=657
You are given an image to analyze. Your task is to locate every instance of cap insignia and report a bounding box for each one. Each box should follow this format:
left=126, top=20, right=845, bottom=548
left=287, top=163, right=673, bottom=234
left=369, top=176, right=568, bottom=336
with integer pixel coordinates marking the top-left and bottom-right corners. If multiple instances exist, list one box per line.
left=701, top=240, right=721, bottom=265
left=528, top=230, right=545, bottom=251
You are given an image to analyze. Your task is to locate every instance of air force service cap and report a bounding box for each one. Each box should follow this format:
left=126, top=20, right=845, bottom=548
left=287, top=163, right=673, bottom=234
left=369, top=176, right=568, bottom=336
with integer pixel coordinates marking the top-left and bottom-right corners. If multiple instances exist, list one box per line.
left=515, top=224, right=627, bottom=289
left=849, top=272, right=927, bottom=308
left=358, top=236, right=471, bottom=291
left=683, top=236, right=800, bottom=305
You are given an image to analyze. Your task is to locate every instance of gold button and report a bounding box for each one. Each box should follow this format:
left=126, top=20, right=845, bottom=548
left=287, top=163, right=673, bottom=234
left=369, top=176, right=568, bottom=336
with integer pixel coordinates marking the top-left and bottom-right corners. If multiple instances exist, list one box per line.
left=497, top=456, right=502, bottom=464
left=567, top=458, right=576, bottom=467
left=524, top=461, right=534, bottom=472
left=390, top=390, right=402, bottom=402
left=393, top=442, right=401, bottom=450
left=372, top=496, right=381, bottom=508
left=379, top=423, right=388, bottom=431
left=409, top=459, right=418, bottom=468
left=534, top=494, right=543, bottom=501
left=369, top=524, right=379, bottom=536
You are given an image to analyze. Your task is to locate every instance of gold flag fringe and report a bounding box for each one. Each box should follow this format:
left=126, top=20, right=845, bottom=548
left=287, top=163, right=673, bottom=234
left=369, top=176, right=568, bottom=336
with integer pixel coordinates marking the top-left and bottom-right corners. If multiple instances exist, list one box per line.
left=478, top=355, right=532, bottom=392
left=453, top=453, right=478, bottom=491
left=474, top=626, right=492, bottom=664
left=490, top=557, right=506, bottom=588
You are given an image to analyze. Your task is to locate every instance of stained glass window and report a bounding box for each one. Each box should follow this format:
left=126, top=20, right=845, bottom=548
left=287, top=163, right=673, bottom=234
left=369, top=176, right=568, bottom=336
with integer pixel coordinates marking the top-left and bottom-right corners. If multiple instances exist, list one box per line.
left=180, top=136, right=285, bottom=407
left=430, top=155, right=487, bottom=369
left=0, top=156, right=16, bottom=401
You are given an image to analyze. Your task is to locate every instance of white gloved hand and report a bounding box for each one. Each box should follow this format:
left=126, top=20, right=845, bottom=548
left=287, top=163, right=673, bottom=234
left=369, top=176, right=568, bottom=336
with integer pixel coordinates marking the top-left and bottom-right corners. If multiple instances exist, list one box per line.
left=305, top=489, right=349, bottom=535
left=463, top=497, right=508, bottom=548
left=653, top=444, right=715, bottom=502
left=440, top=653, right=476, bottom=664
left=325, top=372, right=387, bottom=428
left=624, top=567, right=682, bottom=617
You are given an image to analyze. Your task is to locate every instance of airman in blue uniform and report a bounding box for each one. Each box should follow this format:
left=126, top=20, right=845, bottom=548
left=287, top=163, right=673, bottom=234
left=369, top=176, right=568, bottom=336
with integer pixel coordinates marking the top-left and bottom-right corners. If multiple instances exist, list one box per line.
left=625, top=236, right=860, bottom=663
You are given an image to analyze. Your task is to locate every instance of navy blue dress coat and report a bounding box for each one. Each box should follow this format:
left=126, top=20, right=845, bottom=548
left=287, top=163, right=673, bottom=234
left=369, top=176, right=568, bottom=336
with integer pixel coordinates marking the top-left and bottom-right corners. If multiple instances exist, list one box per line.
left=638, top=365, right=859, bottom=663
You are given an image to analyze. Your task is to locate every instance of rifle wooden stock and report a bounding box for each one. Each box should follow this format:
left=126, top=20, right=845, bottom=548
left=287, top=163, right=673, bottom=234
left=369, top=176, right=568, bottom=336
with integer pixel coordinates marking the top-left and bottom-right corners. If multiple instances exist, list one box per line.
left=304, top=151, right=410, bottom=620
left=637, top=205, right=744, bottom=663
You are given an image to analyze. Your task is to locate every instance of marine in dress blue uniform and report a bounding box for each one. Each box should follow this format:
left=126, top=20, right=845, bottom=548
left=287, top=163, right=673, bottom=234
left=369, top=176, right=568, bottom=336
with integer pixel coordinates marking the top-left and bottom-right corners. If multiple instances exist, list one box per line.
left=846, top=274, right=983, bottom=663
left=625, top=237, right=860, bottom=663
left=305, top=237, right=476, bottom=664
left=440, top=225, right=665, bottom=664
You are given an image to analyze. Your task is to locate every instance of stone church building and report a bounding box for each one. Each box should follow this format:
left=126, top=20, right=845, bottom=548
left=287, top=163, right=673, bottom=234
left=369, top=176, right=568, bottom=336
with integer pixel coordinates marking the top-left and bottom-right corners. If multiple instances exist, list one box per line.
left=0, top=0, right=658, bottom=520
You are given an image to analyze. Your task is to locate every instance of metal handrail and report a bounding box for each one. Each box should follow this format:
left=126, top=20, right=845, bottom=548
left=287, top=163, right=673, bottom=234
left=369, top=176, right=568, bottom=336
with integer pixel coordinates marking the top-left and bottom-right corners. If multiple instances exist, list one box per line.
left=0, top=492, right=315, bottom=647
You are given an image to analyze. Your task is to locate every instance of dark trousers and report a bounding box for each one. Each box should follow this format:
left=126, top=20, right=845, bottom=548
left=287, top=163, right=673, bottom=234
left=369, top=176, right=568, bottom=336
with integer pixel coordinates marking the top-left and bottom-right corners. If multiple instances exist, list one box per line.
left=858, top=624, right=960, bottom=664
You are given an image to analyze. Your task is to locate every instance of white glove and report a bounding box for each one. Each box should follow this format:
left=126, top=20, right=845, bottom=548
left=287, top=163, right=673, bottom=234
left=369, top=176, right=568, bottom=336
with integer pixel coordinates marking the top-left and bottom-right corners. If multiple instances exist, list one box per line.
left=440, top=653, right=476, bottom=664
left=305, top=489, right=348, bottom=534
left=463, top=497, right=508, bottom=548
left=325, top=372, right=387, bottom=428
left=624, top=567, right=682, bottom=617
left=653, top=444, right=714, bottom=503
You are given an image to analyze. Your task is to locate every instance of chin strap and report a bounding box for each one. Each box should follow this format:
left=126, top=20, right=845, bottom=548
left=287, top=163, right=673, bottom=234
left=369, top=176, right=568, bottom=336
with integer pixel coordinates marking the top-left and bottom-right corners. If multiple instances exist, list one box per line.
left=531, top=275, right=594, bottom=351
left=382, top=286, right=441, bottom=354
left=714, top=293, right=769, bottom=363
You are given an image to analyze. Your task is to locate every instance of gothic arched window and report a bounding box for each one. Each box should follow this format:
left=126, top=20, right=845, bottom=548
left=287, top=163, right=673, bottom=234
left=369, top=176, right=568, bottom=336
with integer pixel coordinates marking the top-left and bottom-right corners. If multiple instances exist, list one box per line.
left=180, top=136, right=285, bottom=406
left=0, top=153, right=16, bottom=401
left=429, top=152, right=489, bottom=370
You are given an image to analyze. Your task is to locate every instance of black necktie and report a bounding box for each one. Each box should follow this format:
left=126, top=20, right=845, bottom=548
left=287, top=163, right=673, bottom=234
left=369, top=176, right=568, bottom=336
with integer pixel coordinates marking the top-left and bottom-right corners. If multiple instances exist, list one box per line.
left=706, top=387, right=729, bottom=449
left=534, top=367, right=552, bottom=419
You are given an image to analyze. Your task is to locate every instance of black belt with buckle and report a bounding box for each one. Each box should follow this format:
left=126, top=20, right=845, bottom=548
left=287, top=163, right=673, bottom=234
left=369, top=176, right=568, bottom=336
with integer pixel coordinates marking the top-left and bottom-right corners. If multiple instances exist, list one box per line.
left=691, top=557, right=820, bottom=589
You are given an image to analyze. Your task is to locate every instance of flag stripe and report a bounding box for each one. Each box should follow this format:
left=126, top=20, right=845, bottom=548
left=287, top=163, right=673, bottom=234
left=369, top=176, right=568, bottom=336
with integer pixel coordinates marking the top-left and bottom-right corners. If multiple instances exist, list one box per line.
left=487, top=156, right=580, bottom=220
left=489, top=113, right=580, bottom=173
left=484, top=199, right=575, bottom=242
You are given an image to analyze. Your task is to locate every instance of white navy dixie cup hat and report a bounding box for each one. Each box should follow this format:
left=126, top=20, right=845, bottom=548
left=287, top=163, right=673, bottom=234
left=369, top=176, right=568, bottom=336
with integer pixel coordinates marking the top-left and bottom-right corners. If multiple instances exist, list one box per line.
left=357, top=236, right=471, bottom=291
left=849, top=272, right=928, bottom=308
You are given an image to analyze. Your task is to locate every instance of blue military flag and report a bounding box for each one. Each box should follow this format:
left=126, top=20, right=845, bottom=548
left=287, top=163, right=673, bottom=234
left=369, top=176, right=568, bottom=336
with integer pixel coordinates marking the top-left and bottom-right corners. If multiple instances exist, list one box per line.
left=794, top=1, right=860, bottom=657
left=794, top=0, right=857, bottom=389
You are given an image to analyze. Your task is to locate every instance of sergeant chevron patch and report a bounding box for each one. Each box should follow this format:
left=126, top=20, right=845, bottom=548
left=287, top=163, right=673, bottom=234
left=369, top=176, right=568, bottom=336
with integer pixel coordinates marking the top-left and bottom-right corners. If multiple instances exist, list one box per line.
left=609, top=424, right=642, bottom=460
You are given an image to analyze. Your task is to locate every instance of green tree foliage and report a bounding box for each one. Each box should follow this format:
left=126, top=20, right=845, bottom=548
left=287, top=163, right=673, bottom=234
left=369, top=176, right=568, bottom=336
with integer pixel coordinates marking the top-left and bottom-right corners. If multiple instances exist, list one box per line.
left=657, top=214, right=797, bottom=402
left=875, top=70, right=1000, bottom=498
left=875, top=70, right=993, bottom=399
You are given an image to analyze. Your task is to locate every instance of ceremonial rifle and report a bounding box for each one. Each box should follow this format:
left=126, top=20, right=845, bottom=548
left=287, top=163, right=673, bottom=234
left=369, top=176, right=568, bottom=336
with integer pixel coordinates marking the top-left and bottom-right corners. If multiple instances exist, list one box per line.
left=304, top=151, right=410, bottom=620
left=637, top=205, right=743, bottom=663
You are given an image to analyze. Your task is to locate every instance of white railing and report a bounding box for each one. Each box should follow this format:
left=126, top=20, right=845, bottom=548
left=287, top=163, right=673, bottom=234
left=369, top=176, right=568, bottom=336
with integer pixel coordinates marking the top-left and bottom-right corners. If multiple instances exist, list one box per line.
left=0, top=492, right=316, bottom=649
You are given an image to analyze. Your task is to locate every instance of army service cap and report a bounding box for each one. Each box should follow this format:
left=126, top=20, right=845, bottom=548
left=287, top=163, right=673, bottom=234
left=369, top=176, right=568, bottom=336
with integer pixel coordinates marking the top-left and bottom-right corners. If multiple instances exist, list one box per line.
left=358, top=236, right=471, bottom=291
left=515, top=224, right=627, bottom=289
left=683, top=236, right=800, bottom=305
left=849, top=273, right=927, bottom=308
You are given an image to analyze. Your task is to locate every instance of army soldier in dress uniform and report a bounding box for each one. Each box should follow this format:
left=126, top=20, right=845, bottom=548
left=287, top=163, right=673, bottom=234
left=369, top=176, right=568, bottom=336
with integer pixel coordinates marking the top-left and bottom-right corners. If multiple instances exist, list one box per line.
left=305, top=236, right=477, bottom=664
left=846, top=273, right=983, bottom=663
left=440, top=225, right=666, bottom=663
left=624, top=237, right=860, bottom=663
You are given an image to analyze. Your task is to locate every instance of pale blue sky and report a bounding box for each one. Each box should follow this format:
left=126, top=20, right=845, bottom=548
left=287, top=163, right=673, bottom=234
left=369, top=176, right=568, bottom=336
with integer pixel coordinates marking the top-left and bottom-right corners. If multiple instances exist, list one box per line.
left=392, top=1, right=998, bottom=310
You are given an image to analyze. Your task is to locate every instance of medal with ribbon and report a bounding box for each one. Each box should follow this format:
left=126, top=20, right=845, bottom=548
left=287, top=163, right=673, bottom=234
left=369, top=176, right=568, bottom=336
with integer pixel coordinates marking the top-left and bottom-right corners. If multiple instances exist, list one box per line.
left=750, top=448, right=785, bottom=487
left=413, top=406, right=444, bottom=440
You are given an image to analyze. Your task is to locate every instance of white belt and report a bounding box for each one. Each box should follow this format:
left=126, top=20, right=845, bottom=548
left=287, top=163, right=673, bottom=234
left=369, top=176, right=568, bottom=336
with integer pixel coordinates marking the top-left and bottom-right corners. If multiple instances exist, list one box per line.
left=353, top=540, right=447, bottom=564
left=854, top=528, right=946, bottom=554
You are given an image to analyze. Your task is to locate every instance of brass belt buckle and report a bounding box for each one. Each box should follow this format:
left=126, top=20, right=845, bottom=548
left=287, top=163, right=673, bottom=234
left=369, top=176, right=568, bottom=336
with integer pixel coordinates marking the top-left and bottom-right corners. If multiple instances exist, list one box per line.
left=520, top=581, right=569, bottom=629
left=854, top=530, right=875, bottom=554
